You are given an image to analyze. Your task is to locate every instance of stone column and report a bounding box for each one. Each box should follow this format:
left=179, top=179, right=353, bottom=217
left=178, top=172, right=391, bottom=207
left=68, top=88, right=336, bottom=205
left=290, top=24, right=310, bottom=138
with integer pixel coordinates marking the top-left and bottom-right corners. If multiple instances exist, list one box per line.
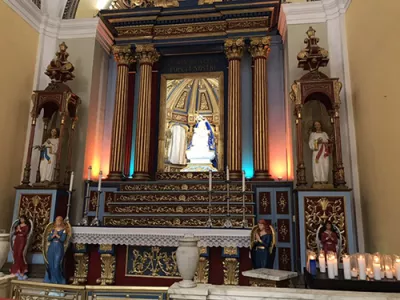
left=108, top=45, right=134, bottom=180
left=224, top=38, right=244, bottom=179
left=133, top=44, right=159, bottom=180
left=249, top=37, right=272, bottom=180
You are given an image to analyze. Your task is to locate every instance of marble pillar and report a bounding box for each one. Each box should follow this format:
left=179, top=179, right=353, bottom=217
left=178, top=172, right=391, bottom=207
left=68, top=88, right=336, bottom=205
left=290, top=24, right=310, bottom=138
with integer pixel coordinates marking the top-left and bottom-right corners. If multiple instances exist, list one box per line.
left=224, top=38, right=244, bottom=179
left=107, top=46, right=134, bottom=180
left=133, top=44, right=159, bottom=180
left=249, top=37, right=272, bottom=180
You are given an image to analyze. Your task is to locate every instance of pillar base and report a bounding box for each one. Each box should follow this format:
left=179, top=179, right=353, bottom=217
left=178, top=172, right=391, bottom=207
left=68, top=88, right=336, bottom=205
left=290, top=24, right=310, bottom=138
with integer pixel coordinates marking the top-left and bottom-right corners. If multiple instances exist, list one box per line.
left=132, top=172, right=151, bottom=180
left=228, top=171, right=242, bottom=180
left=253, top=171, right=273, bottom=181
left=107, top=172, right=124, bottom=181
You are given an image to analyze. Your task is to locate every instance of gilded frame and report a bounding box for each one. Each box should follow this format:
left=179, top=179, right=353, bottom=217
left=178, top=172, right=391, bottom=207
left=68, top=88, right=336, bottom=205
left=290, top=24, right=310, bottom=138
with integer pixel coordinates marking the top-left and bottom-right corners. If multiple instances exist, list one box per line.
left=157, top=72, right=225, bottom=172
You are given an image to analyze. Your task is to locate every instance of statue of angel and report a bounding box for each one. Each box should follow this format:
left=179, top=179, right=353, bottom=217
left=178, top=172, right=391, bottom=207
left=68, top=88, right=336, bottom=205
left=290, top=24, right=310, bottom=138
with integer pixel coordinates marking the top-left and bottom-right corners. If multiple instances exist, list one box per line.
left=10, top=215, right=34, bottom=280
left=42, top=216, right=72, bottom=285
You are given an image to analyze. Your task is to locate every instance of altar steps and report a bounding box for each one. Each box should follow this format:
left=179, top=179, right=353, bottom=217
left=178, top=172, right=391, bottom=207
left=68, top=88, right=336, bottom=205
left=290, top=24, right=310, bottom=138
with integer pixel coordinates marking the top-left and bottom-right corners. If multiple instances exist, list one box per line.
left=89, top=177, right=255, bottom=228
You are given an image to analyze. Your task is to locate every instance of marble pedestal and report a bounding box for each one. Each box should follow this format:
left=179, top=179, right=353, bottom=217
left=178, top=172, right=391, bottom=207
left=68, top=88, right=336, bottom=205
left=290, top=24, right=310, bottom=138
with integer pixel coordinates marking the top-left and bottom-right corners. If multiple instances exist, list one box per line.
left=0, top=275, right=16, bottom=298
left=242, top=269, right=298, bottom=287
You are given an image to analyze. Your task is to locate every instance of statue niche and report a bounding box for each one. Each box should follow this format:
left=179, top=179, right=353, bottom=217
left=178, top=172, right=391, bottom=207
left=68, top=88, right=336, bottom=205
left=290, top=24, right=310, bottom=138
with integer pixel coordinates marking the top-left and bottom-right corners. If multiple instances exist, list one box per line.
left=290, top=27, right=347, bottom=189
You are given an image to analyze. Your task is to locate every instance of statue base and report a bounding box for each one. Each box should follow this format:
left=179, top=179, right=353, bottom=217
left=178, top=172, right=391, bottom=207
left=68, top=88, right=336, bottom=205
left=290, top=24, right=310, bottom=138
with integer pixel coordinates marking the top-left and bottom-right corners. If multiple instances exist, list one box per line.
left=180, top=162, right=217, bottom=172
left=311, top=182, right=334, bottom=189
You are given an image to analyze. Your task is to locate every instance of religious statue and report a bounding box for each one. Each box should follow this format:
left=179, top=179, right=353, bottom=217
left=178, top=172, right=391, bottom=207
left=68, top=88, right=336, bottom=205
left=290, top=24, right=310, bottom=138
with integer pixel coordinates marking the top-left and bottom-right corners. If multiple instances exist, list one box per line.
left=45, top=42, right=75, bottom=83
left=167, top=124, right=187, bottom=165
left=34, top=128, right=59, bottom=183
left=43, top=216, right=71, bottom=285
left=308, top=121, right=331, bottom=184
left=250, top=220, right=276, bottom=269
left=10, top=216, right=33, bottom=280
left=319, top=221, right=339, bottom=256
left=182, top=114, right=217, bottom=172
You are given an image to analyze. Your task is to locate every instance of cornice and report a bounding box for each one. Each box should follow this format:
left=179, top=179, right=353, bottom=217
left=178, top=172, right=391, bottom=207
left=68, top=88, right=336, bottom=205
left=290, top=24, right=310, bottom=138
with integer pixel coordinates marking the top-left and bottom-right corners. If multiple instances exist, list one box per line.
left=4, top=0, right=42, bottom=31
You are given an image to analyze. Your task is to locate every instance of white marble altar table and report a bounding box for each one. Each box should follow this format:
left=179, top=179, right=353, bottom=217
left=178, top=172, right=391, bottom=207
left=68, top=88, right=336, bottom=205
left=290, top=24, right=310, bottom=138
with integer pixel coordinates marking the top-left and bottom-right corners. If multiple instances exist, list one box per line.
left=72, top=227, right=251, bottom=248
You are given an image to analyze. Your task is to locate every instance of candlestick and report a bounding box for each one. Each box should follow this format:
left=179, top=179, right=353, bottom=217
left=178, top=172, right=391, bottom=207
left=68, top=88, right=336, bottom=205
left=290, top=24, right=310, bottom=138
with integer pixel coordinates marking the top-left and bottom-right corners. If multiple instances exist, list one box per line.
left=65, top=190, right=72, bottom=223
left=327, top=255, right=335, bottom=279
left=358, top=255, right=366, bottom=280
left=206, top=170, right=212, bottom=228
left=69, top=171, right=74, bottom=192
left=98, top=171, right=102, bottom=191
left=79, top=179, right=92, bottom=226
left=343, top=255, right=351, bottom=280
left=224, top=167, right=232, bottom=228
left=88, top=166, right=92, bottom=181
left=226, top=166, right=229, bottom=181
left=90, top=190, right=102, bottom=226
left=209, top=170, right=212, bottom=191
left=318, top=253, right=326, bottom=273
left=242, top=171, right=245, bottom=192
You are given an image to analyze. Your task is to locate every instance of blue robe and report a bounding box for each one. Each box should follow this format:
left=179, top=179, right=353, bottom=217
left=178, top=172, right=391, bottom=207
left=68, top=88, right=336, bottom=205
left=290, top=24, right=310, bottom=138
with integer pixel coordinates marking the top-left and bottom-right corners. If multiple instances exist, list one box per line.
left=44, top=229, right=67, bottom=284
left=188, top=120, right=218, bottom=167
left=251, top=234, right=272, bottom=269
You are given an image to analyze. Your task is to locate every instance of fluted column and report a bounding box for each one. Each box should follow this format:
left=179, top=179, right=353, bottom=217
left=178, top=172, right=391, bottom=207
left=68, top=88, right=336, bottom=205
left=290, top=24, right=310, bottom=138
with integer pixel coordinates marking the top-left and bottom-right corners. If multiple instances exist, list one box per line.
left=249, top=37, right=272, bottom=180
left=133, top=44, right=159, bottom=180
left=108, top=45, right=134, bottom=180
left=224, top=38, right=244, bottom=179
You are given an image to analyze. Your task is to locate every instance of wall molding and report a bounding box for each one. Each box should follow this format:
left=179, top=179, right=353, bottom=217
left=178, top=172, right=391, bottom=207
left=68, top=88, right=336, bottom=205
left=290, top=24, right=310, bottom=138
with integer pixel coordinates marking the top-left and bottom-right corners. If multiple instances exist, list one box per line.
left=3, top=0, right=42, bottom=31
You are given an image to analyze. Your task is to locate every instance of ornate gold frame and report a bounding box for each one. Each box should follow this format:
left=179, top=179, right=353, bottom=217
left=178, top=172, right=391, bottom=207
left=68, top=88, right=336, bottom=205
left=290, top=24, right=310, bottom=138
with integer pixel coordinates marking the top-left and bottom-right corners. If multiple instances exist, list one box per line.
left=157, top=72, right=225, bottom=172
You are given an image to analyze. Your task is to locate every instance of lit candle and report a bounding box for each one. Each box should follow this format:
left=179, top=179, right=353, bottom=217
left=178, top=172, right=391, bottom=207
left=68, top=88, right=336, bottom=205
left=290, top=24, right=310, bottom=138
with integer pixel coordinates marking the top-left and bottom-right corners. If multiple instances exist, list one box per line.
left=351, top=268, right=358, bottom=278
left=318, top=253, right=326, bottom=273
left=358, top=255, right=366, bottom=280
left=69, top=171, right=74, bottom=192
left=226, top=166, right=229, bottom=181
left=209, top=170, right=212, bottom=191
left=367, top=268, right=374, bottom=279
left=372, top=256, right=381, bottom=280
left=386, top=265, right=393, bottom=279
left=309, top=253, right=317, bottom=276
left=327, top=254, right=335, bottom=279
left=343, top=255, right=351, bottom=280
left=395, top=258, right=400, bottom=280
left=98, top=170, right=102, bottom=192
left=242, top=171, right=245, bottom=192
left=334, top=257, right=338, bottom=276
left=88, top=166, right=92, bottom=181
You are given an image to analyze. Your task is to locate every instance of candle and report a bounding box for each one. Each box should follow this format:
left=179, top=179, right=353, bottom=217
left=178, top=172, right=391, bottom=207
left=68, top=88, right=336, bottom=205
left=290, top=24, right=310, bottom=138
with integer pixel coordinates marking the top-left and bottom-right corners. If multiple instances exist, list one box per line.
left=318, top=253, right=326, bottom=273
left=351, top=268, right=358, bottom=278
left=98, top=171, right=103, bottom=192
left=88, top=166, right=92, bottom=181
left=334, top=258, right=338, bottom=276
left=242, top=171, right=245, bottom=192
left=343, top=255, right=351, bottom=280
left=358, top=255, right=366, bottom=280
left=309, top=257, right=317, bottom=276
left=386, top=265, right=393, bottom=279
left=395, top=258, right=400, bottom=280
left=69, top=171, right=74, bottom=192
left=327, top=255, right=335, bottom=279
left=367, top=268, right=374, bottom=279
left=209, top=170, right=212, bottom=191
left=373, top=256, right=381, bottom=280
left=226, top=166, right=229, bottom=181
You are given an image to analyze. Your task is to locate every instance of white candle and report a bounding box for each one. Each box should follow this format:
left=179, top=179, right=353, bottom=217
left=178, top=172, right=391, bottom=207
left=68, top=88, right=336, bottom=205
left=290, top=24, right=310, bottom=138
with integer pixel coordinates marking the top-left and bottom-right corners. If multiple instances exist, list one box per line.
left=209, top=170, right=212, bottom=191
left=98, top=170, right=103, bottom=192
left=386, top=266, right=393, bottom=279
left=373, top=256, right=381, bottom=280
left=351, top=268, right=358, bottom=278
left=327, top=256, right=335, bottom=279
left=333, top=258, right=338, bottom=276
left=367, top=268, right=374, bottom=279
left=88, top=166, right=92, bottom=181
left=226, top=166, right=229, bottom=181
left=395, top=259, right=400, bottom=280
left=242, top=171, right=245, bottom=192
left=69, top=171, right=74, bottom=192
left=358, top=255, right=366, bottom=280
left=318, top=254, right=326, bottom=273
left=343, top=255, right=351, bottom=280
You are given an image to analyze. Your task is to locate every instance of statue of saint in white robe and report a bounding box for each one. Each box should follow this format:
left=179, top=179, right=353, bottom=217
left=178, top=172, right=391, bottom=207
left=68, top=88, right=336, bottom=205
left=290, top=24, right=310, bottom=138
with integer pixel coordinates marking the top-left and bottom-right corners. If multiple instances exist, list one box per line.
left=168, top=124, right=187, bottom=165
left=39, top=138, right=59, bottom=182
left=309, top=131, right=330, bottom=183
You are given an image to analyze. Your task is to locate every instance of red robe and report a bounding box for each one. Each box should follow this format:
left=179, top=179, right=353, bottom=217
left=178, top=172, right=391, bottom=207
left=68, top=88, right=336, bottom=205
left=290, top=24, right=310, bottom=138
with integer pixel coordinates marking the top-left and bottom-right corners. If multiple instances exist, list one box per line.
left=10, top=225, right=29, bottom=275
left=321, top=230, right=338, bottom=254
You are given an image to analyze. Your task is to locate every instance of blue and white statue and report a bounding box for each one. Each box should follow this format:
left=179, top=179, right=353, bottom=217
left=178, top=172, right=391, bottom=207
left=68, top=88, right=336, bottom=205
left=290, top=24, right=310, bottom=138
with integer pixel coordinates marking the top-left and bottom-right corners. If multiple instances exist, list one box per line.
left=182, top=114, right=217, bottom=172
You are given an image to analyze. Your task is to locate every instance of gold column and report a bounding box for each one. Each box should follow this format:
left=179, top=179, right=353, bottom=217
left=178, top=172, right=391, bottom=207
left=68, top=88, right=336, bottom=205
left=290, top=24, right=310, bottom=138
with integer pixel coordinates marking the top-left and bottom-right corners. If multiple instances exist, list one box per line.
left=133, top=44, right=159, bottom=180
left=108, top=46, right=134, bottom=180
left=249, top=37, right=272, bottom=180
left=224, top=38, right=244, bottom=179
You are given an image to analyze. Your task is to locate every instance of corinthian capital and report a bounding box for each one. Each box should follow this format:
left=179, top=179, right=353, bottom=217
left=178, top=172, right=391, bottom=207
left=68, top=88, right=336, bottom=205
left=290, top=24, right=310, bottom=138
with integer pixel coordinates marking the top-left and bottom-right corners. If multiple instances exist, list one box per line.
left=224, top=38, right=245, bottom=60
left=112, top=45, right=134, bottom=66
left=249, top=37, right=271, bottom=59
left=135, top=44, right=160, bottom=65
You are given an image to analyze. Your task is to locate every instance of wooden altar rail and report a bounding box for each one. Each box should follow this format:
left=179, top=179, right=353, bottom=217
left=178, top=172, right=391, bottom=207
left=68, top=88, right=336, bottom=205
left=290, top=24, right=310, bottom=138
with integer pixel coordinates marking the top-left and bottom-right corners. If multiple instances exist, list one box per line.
left=10, top=280, right=168, bottom=300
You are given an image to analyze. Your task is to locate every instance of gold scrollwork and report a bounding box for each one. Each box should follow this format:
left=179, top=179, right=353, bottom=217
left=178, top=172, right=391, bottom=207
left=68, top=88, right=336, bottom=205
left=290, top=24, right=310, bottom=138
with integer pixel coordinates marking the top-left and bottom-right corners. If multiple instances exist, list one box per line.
left=97, top=254, right=116, bottom=285
left=70, top=253, right=88, bottom=285
left=114, top=193, right=252, bottom=203
left=120, top=182, right=250, bottom=192
left=278, top=193, right=287, bottom=213
left=223, top=247, right=238, bottom=256
left=75, top=243, right=86, bottom=251
left=154, top=22, right=226, bottom=37
left=99, top=244, right=113, bottom=252
left=261, top=193, right=269, bottom=211
left=109, top=204, right=251, bottom=214
left=195, top=256, right=209, bottom=284
left=223, top=258, right=239, bottom=285
left=116, top=26, right=153, bottom=37
left=155, top=172, right=225, bottom=181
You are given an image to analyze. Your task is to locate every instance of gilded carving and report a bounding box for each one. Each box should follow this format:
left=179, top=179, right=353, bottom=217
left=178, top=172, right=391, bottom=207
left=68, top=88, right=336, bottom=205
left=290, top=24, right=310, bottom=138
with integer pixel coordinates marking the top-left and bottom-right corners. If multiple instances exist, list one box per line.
left=109, top=204, right=251, bottom=214
left=228, top=18, right=268, bottom=31
left=155, top=171, right=225, bottom=180
left=99, top=244, right=113, bottom=252
left=116, top=26, right=153, bottom=37
left=70, top=253, right=88, bottom=285
left=110, top=0, right=179, bottom=8
left=223, top=247, right=238, bottom=256
left=97, top=254, right=116, bottom=285
left=154, top=22, right=226, bottom=37
left=198, top=0, right=222, bottom=4
left=112, top=45, right=134, bottom=65
left=249, top=36, right=271, bottom=58
left=135, top=44, right=159, bottom=65
left=224, top=38, right=245, bottom=60
left=194, top=256, right=209, bottom=284
left=121, top=182, right=250, bottom=191
left=113, top=193, right=251, bottom=203
left=223, top=258, right=239, bottom=285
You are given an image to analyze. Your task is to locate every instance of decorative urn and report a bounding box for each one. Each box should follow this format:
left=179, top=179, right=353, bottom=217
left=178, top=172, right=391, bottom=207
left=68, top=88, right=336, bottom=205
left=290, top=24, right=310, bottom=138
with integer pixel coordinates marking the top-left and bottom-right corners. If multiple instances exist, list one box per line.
left=176, top=234, right=199, bottom=288
left=0, top=232, right=10, bottom=276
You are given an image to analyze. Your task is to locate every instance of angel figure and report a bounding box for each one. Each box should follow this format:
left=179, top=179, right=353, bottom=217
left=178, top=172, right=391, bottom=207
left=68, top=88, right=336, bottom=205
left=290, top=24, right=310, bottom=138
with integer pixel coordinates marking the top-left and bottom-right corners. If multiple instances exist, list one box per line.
left=10, top=215, right=33, bottom=280
left=43, top=216, right=71, bottom=285
left=250, top=219, right=276, bottom=269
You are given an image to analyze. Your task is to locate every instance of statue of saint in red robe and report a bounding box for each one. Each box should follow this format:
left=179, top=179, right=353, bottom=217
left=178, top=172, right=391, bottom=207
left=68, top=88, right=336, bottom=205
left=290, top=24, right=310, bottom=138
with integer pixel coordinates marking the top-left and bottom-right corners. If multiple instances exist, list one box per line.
left=321, top=222, right=338, bottom=254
